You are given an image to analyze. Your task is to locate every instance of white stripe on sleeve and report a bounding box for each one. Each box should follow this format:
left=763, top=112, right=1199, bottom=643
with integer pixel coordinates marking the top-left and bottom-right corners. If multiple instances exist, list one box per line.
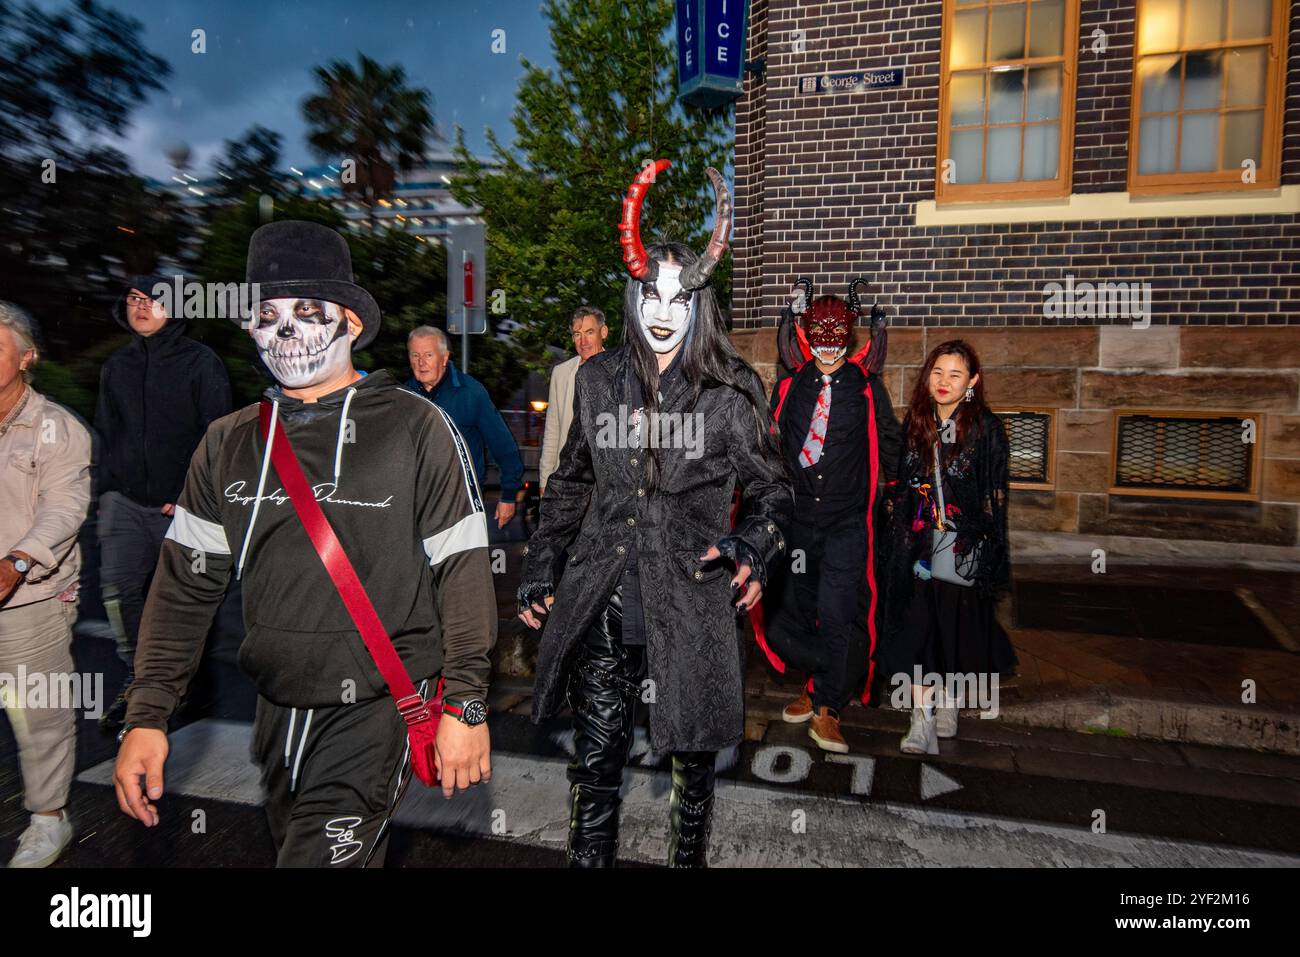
left=422, top=512, right=489, bottom=567
left=165, top=504, right=231, bottom=555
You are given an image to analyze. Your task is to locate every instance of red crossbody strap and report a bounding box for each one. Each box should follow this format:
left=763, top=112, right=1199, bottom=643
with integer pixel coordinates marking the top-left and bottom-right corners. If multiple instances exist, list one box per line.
left=257, top=401, right=428, bottom=715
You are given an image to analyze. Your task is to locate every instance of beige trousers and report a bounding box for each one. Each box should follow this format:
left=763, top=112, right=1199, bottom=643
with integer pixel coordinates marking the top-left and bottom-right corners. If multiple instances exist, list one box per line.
left=0, top=597, right=78, bottom=812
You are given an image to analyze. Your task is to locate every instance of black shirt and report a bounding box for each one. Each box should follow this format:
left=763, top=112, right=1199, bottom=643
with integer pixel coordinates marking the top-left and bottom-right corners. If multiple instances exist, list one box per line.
left=774, top=360, right=901, bottom=524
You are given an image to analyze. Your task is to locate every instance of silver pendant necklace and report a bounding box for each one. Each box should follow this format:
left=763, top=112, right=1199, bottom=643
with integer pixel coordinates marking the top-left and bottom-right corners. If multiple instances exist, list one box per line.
left=0, top=385, right=30, bottom=437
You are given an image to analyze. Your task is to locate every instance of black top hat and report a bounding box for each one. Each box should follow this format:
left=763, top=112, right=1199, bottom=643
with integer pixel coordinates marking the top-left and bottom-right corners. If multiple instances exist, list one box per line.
left=242, top=221, right=381, bottom=350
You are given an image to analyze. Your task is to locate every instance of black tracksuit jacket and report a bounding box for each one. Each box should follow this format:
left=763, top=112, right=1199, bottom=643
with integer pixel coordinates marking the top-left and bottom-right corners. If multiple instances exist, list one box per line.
left=124, top=370, right=497, bottom=731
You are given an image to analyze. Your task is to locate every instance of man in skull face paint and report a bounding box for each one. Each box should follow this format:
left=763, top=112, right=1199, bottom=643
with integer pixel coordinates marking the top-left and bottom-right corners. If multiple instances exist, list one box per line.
left=758, top=285, right=901, bottom=754
left=114, top=222, right=496, bottom=867
left=252, top=297, right=355, bottom=388
left=517, top=161, right=792, bottom=867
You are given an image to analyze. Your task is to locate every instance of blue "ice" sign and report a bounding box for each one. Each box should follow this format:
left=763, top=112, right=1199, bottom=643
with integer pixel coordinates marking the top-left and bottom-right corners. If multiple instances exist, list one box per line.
left=677, top=0, right=749, bottom=108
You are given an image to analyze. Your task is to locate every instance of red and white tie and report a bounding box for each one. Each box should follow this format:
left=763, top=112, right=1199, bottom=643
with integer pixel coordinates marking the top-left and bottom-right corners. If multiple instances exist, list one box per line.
left=799, top=374, right=832, bottom=468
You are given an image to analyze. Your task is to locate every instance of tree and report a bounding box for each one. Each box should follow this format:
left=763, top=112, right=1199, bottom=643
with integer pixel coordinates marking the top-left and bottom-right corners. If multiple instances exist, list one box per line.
left=0, top=0, right=175, bottom=416
left=0, top=0, right=169, bottom=159
left=449, top=0, right=733, bottom=370
left=301, top=55, right=436, bottom=222
left=213, top=125, right=284, bottom=201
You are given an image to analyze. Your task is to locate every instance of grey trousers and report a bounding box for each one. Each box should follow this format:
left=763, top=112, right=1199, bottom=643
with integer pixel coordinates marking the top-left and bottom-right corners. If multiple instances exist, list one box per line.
left=97, top=490, right=171, bottom=670
left=0, top=597, right=78, bottom=812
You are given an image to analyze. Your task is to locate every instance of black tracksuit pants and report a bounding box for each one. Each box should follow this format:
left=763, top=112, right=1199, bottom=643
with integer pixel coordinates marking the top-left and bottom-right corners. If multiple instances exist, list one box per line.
left=250, top=680, right=427, bottom=868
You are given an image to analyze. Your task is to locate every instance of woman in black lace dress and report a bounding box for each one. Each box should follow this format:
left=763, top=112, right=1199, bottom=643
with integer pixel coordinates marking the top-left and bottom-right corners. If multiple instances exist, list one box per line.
left=876, top=340, right=1017, bottom=754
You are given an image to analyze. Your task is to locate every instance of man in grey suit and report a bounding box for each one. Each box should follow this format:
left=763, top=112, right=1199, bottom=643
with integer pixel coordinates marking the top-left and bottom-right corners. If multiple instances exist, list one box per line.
left=539, top=306, right=608, bottom=492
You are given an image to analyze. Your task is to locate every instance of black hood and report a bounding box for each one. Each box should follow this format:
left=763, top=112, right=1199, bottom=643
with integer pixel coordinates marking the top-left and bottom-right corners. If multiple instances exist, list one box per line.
left=111, top=272, right=189, bottom=335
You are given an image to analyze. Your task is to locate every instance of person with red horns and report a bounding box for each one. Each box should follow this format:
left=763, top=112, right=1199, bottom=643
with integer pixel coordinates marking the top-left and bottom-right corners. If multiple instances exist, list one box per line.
left=517, top=161, right=792, bottom=867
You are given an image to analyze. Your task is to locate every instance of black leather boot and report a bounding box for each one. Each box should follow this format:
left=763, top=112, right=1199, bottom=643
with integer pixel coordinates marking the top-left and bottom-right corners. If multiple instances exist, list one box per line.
left=668, top=750, right=716, bottom=868
left=565, top=586, right=645, bottom=868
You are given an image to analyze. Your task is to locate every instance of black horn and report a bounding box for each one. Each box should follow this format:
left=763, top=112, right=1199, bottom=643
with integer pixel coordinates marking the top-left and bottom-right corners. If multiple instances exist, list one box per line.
left=847, top=278, right=871, bottom=315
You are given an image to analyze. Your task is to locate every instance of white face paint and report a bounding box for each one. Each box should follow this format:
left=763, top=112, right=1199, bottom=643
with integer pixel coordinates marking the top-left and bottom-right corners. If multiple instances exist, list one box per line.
left=252, top=298, right=355, bottom=388
left=637, top=263, right=694, bottom=355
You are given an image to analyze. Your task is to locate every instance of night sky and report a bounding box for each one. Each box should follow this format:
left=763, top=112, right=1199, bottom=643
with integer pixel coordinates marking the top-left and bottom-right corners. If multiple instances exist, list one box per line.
left=41, top=0, right=557, bottom=178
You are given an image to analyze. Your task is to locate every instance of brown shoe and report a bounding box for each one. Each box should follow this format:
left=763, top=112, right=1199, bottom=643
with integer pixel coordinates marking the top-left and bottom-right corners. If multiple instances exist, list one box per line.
left=808, top=707, right=849, bottom=753
left=781, top=692, right=813, bottom=724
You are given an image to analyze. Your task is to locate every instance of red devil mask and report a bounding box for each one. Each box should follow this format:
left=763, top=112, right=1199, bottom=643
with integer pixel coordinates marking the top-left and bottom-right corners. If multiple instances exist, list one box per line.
left=802, top=297, right=854, bottom=362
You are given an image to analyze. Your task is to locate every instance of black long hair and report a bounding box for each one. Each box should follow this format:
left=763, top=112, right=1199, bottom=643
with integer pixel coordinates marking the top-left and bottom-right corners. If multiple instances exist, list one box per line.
left=622, top=241, right=777, bottom=492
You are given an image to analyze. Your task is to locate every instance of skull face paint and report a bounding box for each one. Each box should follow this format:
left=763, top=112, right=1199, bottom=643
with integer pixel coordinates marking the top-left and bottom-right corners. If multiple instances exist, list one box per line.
left=637, top=263, right=695, bottom=354
left=803, top=299, right=853, bottom=365
left=252, top=298, right=355, bottom=388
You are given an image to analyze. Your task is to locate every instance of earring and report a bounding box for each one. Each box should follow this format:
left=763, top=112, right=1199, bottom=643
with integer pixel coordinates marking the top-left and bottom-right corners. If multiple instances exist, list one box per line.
left=964, top=386, right=974, bottom=402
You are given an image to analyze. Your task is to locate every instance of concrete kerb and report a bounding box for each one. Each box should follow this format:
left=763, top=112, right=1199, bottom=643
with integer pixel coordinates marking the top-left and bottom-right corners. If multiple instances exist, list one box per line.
left=992, top=685, right=1300, bottom=756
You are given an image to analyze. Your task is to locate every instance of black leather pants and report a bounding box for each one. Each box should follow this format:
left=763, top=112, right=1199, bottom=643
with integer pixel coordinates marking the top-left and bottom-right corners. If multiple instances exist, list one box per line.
left=566, top=585, right=645, bottom=867
left=565, top=586, right=718, bottom=867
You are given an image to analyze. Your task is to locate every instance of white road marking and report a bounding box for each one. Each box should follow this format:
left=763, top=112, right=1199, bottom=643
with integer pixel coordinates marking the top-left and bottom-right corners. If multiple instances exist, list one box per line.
left=920, top=764, right=963, bottom=800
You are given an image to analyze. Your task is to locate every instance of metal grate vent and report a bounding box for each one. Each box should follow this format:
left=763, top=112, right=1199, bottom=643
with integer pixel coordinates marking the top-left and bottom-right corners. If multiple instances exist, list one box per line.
left=998, top=411, right=1051, bottom=484
left=1115, top=414, right=1252, bottom=494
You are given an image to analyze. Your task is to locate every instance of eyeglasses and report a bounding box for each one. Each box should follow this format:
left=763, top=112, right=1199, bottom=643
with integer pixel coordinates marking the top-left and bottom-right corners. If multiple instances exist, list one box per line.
left=125, top=295, right=156, bottom=308
left=409, top=351, right=442, bottom=362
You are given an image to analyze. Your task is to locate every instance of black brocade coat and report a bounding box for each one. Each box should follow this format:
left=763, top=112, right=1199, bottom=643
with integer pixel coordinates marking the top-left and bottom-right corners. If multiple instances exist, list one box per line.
left=522, top=346, right=793, bottom=752
left=877, top=407, right=1013, bottom=642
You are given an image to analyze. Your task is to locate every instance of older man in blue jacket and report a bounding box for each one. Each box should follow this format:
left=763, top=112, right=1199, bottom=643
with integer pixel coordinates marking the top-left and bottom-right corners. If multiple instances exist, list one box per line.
left=404, top=326, right=523, bottom=529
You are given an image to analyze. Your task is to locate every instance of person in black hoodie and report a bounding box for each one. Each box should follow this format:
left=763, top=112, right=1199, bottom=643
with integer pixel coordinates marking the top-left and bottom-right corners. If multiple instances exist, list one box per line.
left=95, top=274, right=232, bottom=730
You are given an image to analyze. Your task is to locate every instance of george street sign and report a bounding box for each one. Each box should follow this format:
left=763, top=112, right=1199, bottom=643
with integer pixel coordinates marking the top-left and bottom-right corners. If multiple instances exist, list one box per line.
left=798, top=68, right=905, bottom=96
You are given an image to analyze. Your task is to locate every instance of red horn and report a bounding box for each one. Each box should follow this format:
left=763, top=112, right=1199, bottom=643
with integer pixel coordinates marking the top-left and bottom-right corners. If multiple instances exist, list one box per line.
left=618, top=158, right=672, bottom=281
left=679, top=167, right=733, bottom=290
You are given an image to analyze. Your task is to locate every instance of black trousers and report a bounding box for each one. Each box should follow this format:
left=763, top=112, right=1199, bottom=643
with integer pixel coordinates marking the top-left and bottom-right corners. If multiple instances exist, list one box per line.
left=566, top=584, right=715, bottom=866
left=250, top=682, right=424, bottom=868
left=765, top=515, right=871, bottom=712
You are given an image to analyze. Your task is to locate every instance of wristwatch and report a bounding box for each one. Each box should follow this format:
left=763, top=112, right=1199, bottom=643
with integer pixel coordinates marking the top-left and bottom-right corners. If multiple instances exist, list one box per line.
left=442, top=697, right=489, bottom=726
left=4, top=554, right=31, bottom=576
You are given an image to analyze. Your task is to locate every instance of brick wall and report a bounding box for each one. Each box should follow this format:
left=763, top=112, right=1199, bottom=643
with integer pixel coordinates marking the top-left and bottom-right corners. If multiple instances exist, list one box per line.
left=731, top=0, right=1300, bottom=330
left=729, top=0, right=1300, bottom=553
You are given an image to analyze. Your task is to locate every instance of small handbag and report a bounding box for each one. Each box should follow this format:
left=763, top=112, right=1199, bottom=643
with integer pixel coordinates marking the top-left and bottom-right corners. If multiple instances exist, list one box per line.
left=928, top=442, right=975, bottom=588
left=259, top=401, right=445, bottom=787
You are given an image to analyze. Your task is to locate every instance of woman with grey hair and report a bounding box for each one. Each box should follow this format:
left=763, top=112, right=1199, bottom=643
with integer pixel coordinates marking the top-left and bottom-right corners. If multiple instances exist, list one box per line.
left=0, top=301, right=92, bottom=867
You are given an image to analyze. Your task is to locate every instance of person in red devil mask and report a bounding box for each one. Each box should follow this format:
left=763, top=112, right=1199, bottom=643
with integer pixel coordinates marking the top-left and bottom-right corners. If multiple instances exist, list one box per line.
left=758, top=281, right=902, bottom=752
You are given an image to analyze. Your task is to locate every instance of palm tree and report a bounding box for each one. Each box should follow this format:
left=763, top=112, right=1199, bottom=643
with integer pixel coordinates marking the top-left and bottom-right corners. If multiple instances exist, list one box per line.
left=301, top=55, right=436, bottom=224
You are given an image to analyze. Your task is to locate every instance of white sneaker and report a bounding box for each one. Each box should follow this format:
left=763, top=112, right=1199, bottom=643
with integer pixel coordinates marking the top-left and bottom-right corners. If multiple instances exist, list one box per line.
left=8, top=812, right=73, bottom=868
left=900, top=708, right=939, bottom=755
left=936, top=690, right=959, bottom=739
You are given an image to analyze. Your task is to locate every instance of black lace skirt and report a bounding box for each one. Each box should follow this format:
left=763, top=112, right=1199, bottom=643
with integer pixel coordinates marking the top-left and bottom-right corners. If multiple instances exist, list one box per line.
left=876, top=576, right=1018, bottom=685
